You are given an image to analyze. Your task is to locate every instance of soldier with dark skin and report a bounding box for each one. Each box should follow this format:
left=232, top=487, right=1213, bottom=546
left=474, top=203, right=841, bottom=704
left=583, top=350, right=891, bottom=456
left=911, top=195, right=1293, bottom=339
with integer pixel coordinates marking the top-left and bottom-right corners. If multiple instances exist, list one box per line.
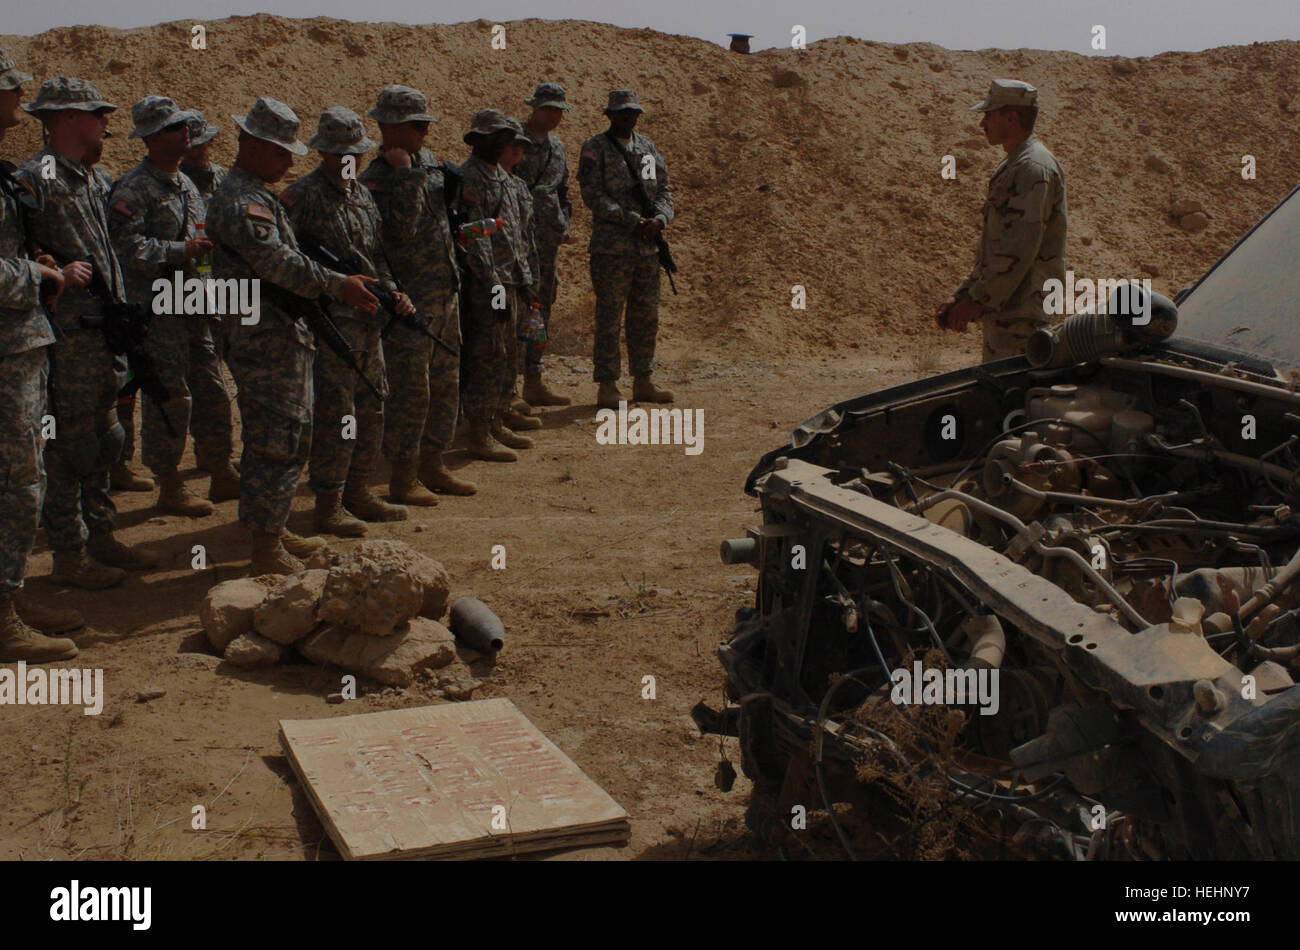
left=18, top=78, right=161, bottom=590
left=205, top=97, right=378, bottom=574
left=0, top=53, right=87, bottom=659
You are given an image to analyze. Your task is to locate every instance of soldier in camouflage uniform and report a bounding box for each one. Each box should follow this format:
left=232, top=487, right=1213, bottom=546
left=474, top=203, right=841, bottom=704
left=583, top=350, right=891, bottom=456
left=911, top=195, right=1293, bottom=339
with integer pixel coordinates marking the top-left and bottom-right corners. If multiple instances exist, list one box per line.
left=497, top=117, right=542, bottom=438
left=454, top=109, right=538, bottom=462
left=18, top=78, right=161, bottom=590
left=360, top=85, right=474, bottom=498
left=109, top=96, right=240, bottom=517
left=514, top=82, right=573, bottom=408
left=178, top=110, right=238, bottom=478
left=578, top=90, right=675, bottom=409
left=0, top=51, right=85, bottom=660
left=206, top=96, right=379, bottom=574
left=935, top=79, right=1067, bottom=362
left=283, top=106, right=413, bottom=536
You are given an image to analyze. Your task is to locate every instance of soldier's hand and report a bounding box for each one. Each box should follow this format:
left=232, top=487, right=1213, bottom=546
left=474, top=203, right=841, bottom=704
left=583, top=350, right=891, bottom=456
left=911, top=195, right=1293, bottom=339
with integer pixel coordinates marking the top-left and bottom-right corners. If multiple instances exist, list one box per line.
left=946, top=298, right=982, bottom=333
left=341, top=274, right=380, bottom=314
left=933, top=296, right=956, bottom=329
left=185, top=237, right=214, bottom=259
left=62, top=260, right=94, bottom=289
left=394, top=292, right=416, bottom=317
left=385, top=147, right=412, bottom=170
left=37, top=263, right=65, bottom=307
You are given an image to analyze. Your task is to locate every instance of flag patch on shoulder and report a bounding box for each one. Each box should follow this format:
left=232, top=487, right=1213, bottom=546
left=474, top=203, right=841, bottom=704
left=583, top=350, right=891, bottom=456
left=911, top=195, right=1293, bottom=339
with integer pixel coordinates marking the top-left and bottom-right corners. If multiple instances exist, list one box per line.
left=247, top=202, right=275, bottom=221
left=111, top=198, right=134, bottom=216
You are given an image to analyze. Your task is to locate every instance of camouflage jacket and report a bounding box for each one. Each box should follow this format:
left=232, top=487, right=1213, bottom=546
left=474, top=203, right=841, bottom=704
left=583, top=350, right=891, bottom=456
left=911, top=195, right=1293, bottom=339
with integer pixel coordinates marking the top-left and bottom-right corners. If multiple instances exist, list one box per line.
left=956, top=133, right=1067, bottom=321
left=512, top=127, right=571, bottom=249
left=453, top=154, right=528, bottom=288
left=578, top=130, right=673, bottom=257
left=0, top=160, right=55, bottom=357
left=181, top=162, right=226, bottom=205
left=508, top=173, right=539, bottom=287
left=88, top=166, right=113, bottom=204
left=280, top=166, right=396, bottom=330
left=17, top=147, right=127, bottom=333
left=205, top=166, right=348, bottom=422
left=107, top=159, right=203, bottom=311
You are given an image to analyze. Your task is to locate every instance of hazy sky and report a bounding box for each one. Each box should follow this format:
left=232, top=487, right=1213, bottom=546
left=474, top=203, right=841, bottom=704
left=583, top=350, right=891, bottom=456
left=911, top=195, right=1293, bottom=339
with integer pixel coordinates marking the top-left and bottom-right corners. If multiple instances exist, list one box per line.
left=5, top=0, right=1297, bottom=56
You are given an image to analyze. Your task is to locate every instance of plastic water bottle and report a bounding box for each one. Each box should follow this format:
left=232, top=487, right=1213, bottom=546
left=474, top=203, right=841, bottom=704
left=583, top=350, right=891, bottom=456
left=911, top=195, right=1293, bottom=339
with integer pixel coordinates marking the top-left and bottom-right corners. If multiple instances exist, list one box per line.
left=457, top=217, right=503, bottom=245
left=194, top=221, right=212, bottom=278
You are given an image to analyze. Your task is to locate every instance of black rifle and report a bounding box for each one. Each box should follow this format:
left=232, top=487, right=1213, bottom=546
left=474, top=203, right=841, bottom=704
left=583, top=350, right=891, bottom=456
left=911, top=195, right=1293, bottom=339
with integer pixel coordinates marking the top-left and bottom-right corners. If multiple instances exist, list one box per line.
left=297, top=234, right=459, bottom=359
left=604, top=132, right=678, bottom=294
left=45, top=250, right=176, bottom=436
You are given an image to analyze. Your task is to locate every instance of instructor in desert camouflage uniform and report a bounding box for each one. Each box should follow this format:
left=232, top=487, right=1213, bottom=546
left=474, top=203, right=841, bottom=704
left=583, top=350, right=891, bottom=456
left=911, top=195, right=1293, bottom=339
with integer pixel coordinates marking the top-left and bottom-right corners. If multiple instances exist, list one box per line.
left=578, top=89, right=675, bottom=409
left=283, top=106, right=413, bottom=536
left=935, top=79, right=1067, bottom=362
left=361, top=85, right=475, bottom=499
left=513, top=82, right=573, bottom=408
left=0, top=51, right=85, bottom=660
left=108, top=95, right=240, bottom=517
left=206, top=96, right=378, bottom=574
left=19, top=77, right=160, bottom=590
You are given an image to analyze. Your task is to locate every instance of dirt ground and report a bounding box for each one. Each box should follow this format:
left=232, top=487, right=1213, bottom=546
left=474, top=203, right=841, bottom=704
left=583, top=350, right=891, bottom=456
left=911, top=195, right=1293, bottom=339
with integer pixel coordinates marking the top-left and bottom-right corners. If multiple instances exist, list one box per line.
left=0, top=341, right=973, bottom=861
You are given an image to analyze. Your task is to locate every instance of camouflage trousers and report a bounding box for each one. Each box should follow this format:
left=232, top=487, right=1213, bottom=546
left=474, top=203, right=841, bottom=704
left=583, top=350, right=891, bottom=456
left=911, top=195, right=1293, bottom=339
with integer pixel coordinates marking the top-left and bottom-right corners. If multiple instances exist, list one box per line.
left=981, top=315, right=1049, bottom=362
left=524, top=243, right=559, bottom=375
left=382, top=293, right=460, bottom=462
left=461, top=280, right=514, bottom=424
left=117, top=389, right=137, bottom=461
left=590, top=251, right=660, bottom=382
left=308, top=321, right=386, bottom=494
left=234, top=397, right=310, bottom=534
left=500, top=286, right=527, bottom=410
left=0, top=347, right=48, bottom=593
left=141, top=317, right=234, bottom=474
left=43, top=329, right=124, bottom=551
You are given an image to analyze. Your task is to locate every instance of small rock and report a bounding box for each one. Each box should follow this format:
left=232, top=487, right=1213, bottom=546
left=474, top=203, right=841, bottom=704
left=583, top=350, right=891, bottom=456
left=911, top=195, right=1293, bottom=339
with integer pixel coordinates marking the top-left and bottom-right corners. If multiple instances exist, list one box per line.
left=200, top=577, right=272, bottom=652
left=1080, top=234, right=1093, bottom=246
left=224, top=632, right=284, bottom=668
left=893, top=47, right=910, bottom=61
left=772, top=69, right=802, bottom=88
left=1112, top=58, right=1139, bottom=74
left=254, top=569, right=327, bottom=645
left=890, top=79, right=911, bottom=91
left=1179, top=212, right=1210, bottom=231
left=326, top=692, right=345, bottom=705
left=1170, top=197, right=1204, bottom=217
left=1143, top=154, right=1171, bottom=174
left=136, top=686, right=166, bottom=702
left=441, top=677, right=481, bottom=701
left=298, top=617, right=460, bottom=687
left=1140, top=262, right=1160, bottom=277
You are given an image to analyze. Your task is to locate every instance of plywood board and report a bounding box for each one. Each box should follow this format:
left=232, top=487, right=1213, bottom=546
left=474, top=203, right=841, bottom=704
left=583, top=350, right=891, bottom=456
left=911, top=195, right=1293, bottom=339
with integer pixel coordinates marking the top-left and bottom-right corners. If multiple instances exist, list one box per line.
left=280, top=698, right=630, bottom=860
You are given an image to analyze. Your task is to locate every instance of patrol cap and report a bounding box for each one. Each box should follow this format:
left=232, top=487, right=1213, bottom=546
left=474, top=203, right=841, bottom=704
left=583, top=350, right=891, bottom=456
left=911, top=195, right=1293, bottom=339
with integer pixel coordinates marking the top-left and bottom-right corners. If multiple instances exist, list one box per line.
left=368, top=85, right=436, bottom=124
left=186, top=110, right=219, bottom=146
left=503, top=116, right=532, bottom=145
left=604, top=89, right=644, bottom=114
left=308, top=106, right=377, bottom=155
left=0, top=48, right=32, bottom=92
left=22, top=77, right=116, bottom=114
left=970, top=78, right=1038, bottom=112
left=462, top=108, right=514, bottom=144
left=231, top=96, right=308, bottom=156
left=525, top=82, right=572, bottom=111
left=129, top=95, right=198, bottom=139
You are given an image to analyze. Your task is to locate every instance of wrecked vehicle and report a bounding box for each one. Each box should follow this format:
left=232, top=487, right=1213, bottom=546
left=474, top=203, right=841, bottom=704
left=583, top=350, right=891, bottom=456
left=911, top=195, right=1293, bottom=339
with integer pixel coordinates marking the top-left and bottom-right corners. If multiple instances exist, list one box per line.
left=707, top=185, right=1300, bottom=860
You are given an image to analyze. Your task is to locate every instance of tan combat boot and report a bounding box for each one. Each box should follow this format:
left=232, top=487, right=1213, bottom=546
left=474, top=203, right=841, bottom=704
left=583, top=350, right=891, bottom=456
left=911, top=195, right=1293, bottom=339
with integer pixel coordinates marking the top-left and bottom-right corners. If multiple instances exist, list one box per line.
left=465, top=422, right=517, bottom=462
left=207, top=459, right=241, bottom=503
left=157, top=469, right=215, bottom=517
left=510, top=395, right=537, bottom=416
left=314, top=490, right=367, bottom=537
left=523, top=372, right=571, bottom=407
left=51, top=548, right=125, bottom=590
left=502, top=407, right=542, bottom=431
left=633, top=374, right=675, bottom=403
left=388, top=459, right=439, bottom=507
left=0, top=595, right=79, bottom=663
left=596, top=380, right=623, bottom=410
left=111, top=459, right=155, bottom=492
left=281, top=530, right=329, bottom=558
left=87, top=532, right=160, bottom=571
left=343, top=473, right=409, bottom=522
left=418, top=449, right=477, bottom=495
left=13, top=589, right=85, bottom=634
left=492, top=416, right=534, bottom=450
left=249, top=530, right=303, bottom=576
